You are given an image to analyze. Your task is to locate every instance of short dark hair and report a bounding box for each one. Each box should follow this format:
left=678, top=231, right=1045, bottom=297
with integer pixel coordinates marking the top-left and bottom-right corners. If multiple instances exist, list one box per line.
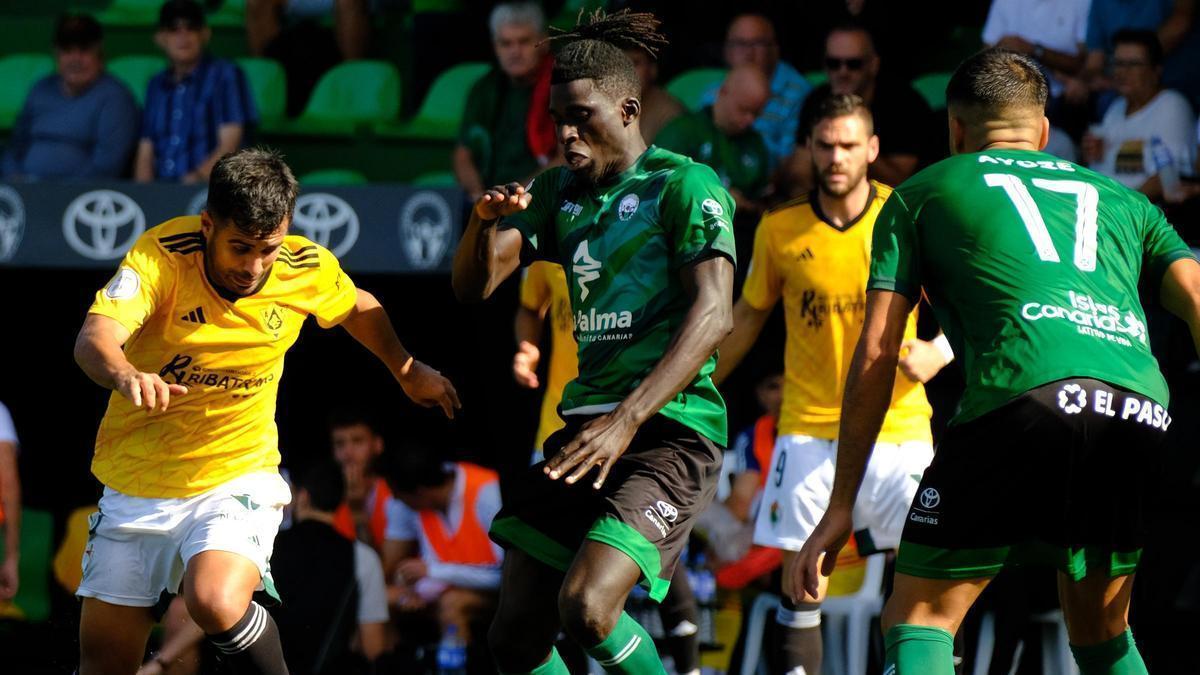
left=384, top=444, right=455, bottom=495
left=809, top=93, right=875, bottom=135
left=327, top=408, right=381, bottom=435
left=54, top=13, right=103, bottom=50
left=826, top=19, right=876, bottom=54
left=549, top=8, right=668, bottom=100
left=298, top=460, right=346, bottom=512
left=946, top=48, right=1048, bottom=115
left=158, top=0, right=206, bottom=30
left=1112, top=29, right=1163, bottom=67
left=206, top=148, right=298, bottom=236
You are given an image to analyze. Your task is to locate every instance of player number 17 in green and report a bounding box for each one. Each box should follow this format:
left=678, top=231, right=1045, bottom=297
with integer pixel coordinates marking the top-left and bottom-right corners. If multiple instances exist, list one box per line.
left=984, top=173, right=1099, bottom=272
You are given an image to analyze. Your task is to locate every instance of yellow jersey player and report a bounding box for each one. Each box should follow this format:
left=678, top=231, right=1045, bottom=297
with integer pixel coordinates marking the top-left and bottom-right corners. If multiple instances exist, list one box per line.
left=72, top=148, right=460, bottom=675
left=714, top=94, right=951, bottom=675
left=513, top=261, right=578, bottom=454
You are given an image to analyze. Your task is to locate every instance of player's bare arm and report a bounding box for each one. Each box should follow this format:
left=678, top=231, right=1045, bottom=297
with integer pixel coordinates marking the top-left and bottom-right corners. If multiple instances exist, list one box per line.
left=545, top=255, right=734, bottom=489
left=74, top=313, right=188, bottom=412
left=451, top=182, right=530, bottom=302
left=792, top=288, right=912, bottom=600
left=712, top=296, right=773, bottom=385
left=1159, top=257, right=1200, bottom=355
left=339, top=288, right=461, bottom=419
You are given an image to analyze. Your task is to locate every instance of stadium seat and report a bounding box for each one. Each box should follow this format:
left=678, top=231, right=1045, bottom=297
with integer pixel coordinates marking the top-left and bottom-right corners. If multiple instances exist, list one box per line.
left=973, top=609, right=1079, bottom=675
left=236, top=57, right=287, bottom=124
left=299, top=168, right=368, bottom=185
left=0, top=53, right=54, bottom=130
left=376, top=61, right=490, bottom=140
left=912, top=71, right=952, bottom=110
left=287, top=60, right=401, bottom=135
left=803, top=70, right=828, bottom=87
left=0, top=509, right=53, bottom=623
left=666, top=68, right=726, bottom=112
left=411, top=171, right=457, bottom=187
left=95, top=0, right=167, bottom=26
left=207, top=0, right=247, bottom=28
left=108, top=55, right=167, bottom=106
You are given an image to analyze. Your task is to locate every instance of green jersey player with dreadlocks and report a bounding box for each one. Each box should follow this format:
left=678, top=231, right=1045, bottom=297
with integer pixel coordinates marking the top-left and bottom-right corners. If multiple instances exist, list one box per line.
left=452, top=10, right=736, bottom=675
left=793, top=49, right=1200, bottom=675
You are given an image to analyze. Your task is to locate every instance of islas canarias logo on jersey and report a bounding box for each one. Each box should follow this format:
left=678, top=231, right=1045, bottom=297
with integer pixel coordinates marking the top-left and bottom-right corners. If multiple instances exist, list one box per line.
left=571, top=240, right=633, bottom=343
left=572, top=240, right=601, bottom=301
left=1021, top=290, right=1146, bottom=347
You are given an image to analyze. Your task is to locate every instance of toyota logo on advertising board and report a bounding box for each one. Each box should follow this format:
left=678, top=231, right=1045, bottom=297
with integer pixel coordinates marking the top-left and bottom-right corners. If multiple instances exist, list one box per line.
left=62, top=189, right=146, bottom=260
left=291, top=193, right=360, bottom=257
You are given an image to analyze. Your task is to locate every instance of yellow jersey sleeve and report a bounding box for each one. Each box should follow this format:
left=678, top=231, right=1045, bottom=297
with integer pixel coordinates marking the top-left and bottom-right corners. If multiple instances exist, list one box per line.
left=520, top=261, right=553, bottom=312
left=741, top=217, right=782, bottom=310
left=88, top=232, right=174, bottom=334
left=310, top=246, right=358, bottom=328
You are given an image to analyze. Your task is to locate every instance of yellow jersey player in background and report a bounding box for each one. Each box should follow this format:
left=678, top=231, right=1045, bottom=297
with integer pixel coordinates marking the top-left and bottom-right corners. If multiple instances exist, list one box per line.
left=72, top=148, right=460, bottom=675
left=714, top=94, right=952, bottom=675
left=514, top=261, right=578, bottom=453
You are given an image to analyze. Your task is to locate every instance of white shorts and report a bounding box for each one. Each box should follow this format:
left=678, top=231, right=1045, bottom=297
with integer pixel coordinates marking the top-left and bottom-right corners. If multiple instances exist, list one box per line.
left=76, top=471, right=292, bottom=607
left=753, top=434, right=933, bottom=552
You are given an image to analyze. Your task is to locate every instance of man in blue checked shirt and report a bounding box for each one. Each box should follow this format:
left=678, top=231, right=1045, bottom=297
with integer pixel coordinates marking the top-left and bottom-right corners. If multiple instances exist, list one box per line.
left=135, top=0, right=256, bottom=184
left=701, top=13, right=811, bottom=170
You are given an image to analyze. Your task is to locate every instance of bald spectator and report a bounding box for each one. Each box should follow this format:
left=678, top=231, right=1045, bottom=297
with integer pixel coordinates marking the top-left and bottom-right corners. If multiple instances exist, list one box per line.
left=2, top=14, right=138, bottom=180
left=454, top=2, right=556, bottom=202
left=624, top=46, right=684, bottom=144
left=657, top=65, right=771, bottom=217
left=700, top=13, right=811, bottom=169
left=781, top=22, right=935, bottom=196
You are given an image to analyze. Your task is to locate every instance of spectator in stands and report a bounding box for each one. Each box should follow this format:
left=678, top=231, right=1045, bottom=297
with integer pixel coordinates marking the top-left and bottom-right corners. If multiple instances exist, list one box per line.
left=0, top=402, right=18, bottom=602
left=624, top=46, right=684, bottom=144
left=246, top=0, right=369, bottom=61
left=328, top=410, right=391, bottom=553
left=657, top=65, right=771, bottom=218
left=135, top=0, right=255, bottom=184
left=780, top=22, right=935, bottom=196
left=1, top=14, right=138, bottom=180
left=382, top=448, right=502, bottom=662
left=1082, top=30, right=1198, bottom=202
left=981, top=0, right=1090, bottom=140
left=1081, top=0, right=1200, bottom=107
left=455, top=2, right=555, bottom=201
left=701, top=13, right=810, bottom=169
left=271, top=462, right=389, bottom=674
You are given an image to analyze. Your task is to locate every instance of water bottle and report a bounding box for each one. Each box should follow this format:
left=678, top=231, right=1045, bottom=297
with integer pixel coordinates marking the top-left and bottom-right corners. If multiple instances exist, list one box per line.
left=436, top=624, right=468, bottom=675
left=1150, top=136, right=1184, bottom=203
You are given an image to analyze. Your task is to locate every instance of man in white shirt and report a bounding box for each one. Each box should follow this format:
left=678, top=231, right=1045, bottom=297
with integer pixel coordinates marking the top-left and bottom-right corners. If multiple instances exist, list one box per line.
left=1082, top=29, right=1198, bottom=201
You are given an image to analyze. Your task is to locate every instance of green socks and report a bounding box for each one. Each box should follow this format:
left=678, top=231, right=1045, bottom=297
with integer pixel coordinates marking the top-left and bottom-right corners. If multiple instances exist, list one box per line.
left=505, top=646, right=571, bottom=675
left=1070, top=629, right=1148, bottom=675
left=585, top=612, right=667, bottom=674
left=884, top=624, right=956, bottom=675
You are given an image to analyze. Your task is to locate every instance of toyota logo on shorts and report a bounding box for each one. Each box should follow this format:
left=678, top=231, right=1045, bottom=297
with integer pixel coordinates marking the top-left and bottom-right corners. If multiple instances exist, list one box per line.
left=0, top=185, right=25, bottom=262
left=919, top=487, right=941, bottom=509
left=655, top=500, right=678, bottom=523
left=292, top=193, right=359, bottom=257
left=62, top=189, right=146, bottom=260
left=398, top=191, right=452, bottom=270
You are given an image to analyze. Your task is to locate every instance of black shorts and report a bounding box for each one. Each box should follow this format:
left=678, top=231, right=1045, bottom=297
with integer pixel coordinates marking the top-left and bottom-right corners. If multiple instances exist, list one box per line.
left=489, top=414, right=722, bottom=601
left=896, top=378, right=1171, bottom=581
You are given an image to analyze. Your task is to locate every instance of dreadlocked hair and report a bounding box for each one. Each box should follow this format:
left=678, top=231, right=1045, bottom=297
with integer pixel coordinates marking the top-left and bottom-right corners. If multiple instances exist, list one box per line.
left=547, top=8, right=668, bottom=99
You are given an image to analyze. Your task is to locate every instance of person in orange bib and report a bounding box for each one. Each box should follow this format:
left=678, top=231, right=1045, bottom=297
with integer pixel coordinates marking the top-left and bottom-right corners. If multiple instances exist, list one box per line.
left=328, top=410, right=392, bottom=553
left=382, top=448, right=503, bottom=656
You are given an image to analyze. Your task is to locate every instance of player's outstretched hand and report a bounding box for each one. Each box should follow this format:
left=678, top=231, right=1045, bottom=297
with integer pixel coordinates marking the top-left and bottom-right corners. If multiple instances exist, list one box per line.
left=791, top=505, right=853, bottom=602
left=117, top=371, right=188, bottom=413
left=474, top=182, right=534, bottom=221
left=512, top=340, right=541, bottom=389
left=398, top=359, right=462, bottom=419
left=0, top=555, right=17, bottom=600
left=899, top=338, right=948, bottom=383
left=544, top=409, right=638, bottom=490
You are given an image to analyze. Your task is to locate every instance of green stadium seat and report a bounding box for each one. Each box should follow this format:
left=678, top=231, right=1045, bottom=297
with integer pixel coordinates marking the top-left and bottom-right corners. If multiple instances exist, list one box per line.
left=299, top=168, right=368, bottom=185
left=0, top=509, right=53, bottom=623
left=0, top=54, right=54, bottom=130
left=803, top=70, right=828, bottom=88
left=376, top=61, right=489, bottom=140
left=912, top=72, right=952, bottom=110
left=95, top=0, right=166, bottom=26
left=208, top=0, right=247, bottom=28
left=665, top=68, right=725, bottom=112
left=285, top=60, right=401, bottom=135
left=411, top=170, right=457, bottom=187
left=108, top=55, right=167, bottom=106
left=235, top=57, right=286, bottom=123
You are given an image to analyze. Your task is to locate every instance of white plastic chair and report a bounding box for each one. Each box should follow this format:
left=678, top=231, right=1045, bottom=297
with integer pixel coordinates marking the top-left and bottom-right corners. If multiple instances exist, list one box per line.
left=738, top=554, right=888, bottom=675
left=972, top=609, right=1079, bottom=675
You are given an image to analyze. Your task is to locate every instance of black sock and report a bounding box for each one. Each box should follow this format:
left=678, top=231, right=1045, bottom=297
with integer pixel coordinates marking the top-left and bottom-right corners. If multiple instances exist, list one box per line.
left=776, top=598, right=822, bottom=675
left=207, top=602, right=289, bottom=675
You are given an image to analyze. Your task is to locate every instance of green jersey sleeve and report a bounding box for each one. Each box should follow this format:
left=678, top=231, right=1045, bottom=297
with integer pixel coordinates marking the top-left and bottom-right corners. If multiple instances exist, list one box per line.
left=659, top=163, right=737, bottom=270
left=498, top=169, right=561, bottom=265
left=868, top=189, right=922, bottom=302
left=1139, top=196, right=1196, bottom=286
